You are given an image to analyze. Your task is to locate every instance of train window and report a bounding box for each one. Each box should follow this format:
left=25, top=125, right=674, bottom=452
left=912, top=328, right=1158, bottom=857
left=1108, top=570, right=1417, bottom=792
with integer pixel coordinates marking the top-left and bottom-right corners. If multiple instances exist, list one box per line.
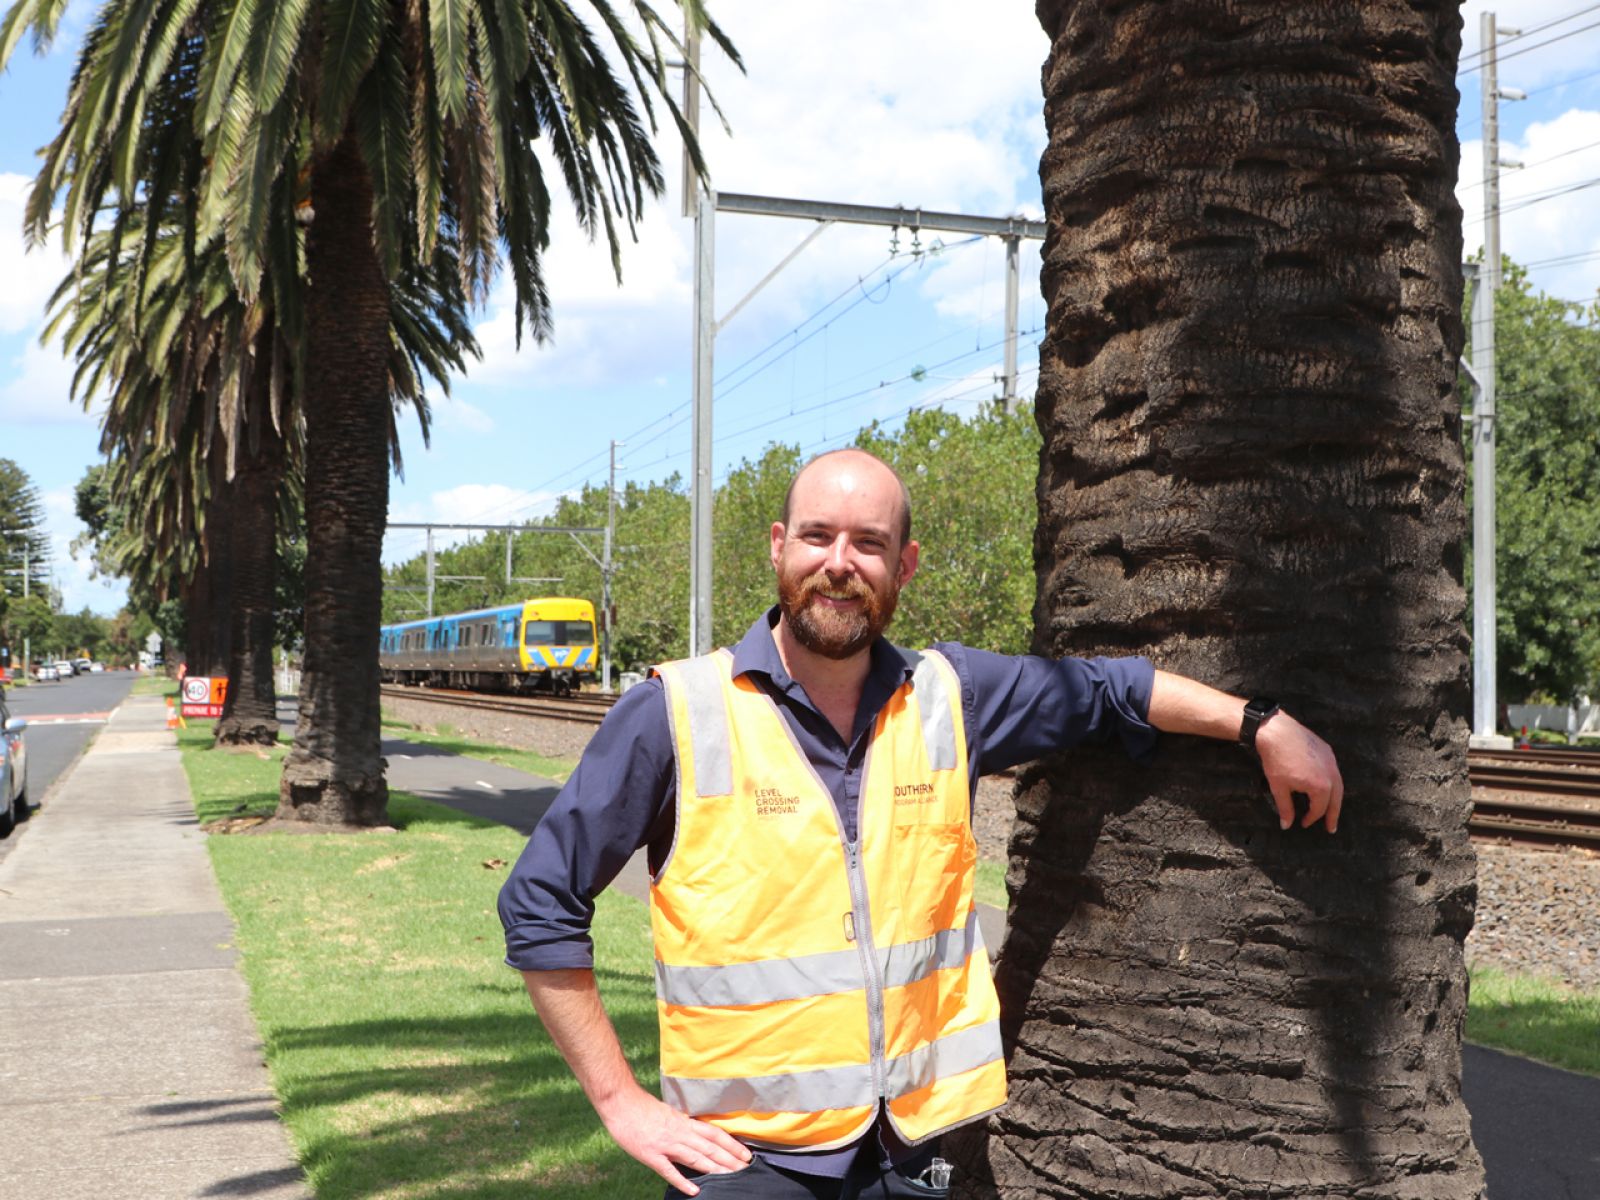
left=524, top=620, right=595, bottom=646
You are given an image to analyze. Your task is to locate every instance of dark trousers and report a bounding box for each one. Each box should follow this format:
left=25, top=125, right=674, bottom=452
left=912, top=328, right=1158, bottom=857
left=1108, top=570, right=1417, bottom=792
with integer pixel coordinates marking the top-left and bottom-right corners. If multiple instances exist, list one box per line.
left=665, top=1148, right=950, bottom=1200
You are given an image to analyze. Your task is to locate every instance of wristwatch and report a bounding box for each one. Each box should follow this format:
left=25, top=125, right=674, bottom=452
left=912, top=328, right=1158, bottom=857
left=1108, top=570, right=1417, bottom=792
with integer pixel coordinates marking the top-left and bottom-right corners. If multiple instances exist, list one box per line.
left=1238, top=697, right=1280, bottom=751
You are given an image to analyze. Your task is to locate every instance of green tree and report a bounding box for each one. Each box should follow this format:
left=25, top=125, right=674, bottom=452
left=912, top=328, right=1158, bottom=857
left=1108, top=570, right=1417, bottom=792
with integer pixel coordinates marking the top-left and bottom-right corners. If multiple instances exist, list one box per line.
left=5, top=0, right=737, bottom=825
left=0, top=459, right=50, bottom=613
left=858, top=405, right=1038, bottom=654
left=715, top=443, right=802, bottom=637
left=5, top=594, right=55, bottom=661
left=1465, top=261, right=1600, bottom=703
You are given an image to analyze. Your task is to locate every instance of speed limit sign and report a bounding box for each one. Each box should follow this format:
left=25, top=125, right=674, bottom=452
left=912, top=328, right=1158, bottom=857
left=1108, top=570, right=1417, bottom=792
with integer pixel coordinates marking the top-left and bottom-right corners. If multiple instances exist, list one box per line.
left=182, top=676, right=210, bottom=703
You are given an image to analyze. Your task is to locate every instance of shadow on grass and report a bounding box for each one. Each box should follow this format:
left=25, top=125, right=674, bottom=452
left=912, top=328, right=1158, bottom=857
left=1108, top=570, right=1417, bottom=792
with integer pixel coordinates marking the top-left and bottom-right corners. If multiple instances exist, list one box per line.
left=265, top=969, right=660, bottom=1199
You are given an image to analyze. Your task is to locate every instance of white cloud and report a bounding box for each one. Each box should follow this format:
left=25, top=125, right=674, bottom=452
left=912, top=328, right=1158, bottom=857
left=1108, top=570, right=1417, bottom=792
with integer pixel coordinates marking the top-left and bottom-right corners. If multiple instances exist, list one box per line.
left=431, top=396, right=495, bottom=434
left=444, top=1, right=1051, bottom=401
left=40, top=485, right=126, bottom=616
left=0, top=332, right=98, bottom=426
left=0, top=174, right=69, bottom=336
left=1459, top=107, right=1600, bottom=301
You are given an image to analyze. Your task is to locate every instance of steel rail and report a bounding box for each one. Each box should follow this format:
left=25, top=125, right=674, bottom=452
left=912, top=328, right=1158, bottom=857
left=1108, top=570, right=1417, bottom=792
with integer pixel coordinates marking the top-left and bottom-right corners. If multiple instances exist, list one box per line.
left=379, top=685, right=608, bottom=727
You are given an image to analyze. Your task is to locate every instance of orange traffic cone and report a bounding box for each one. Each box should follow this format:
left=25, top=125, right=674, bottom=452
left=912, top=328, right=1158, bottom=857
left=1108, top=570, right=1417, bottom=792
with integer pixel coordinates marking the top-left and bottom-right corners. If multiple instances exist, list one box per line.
left=1516, top=724, right=1531, bottom=750
left=165, top=699, right=183, bottom=730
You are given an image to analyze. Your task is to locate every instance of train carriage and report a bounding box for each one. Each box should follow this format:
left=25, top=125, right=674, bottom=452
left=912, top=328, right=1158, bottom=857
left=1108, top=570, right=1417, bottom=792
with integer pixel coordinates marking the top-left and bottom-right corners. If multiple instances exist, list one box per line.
left=379, top=597, right=598, bottom=694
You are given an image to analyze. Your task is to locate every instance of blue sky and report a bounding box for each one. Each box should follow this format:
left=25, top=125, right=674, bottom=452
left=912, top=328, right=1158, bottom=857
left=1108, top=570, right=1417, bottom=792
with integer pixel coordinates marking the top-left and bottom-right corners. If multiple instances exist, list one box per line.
left=2, top=0, right=1597, bottom=616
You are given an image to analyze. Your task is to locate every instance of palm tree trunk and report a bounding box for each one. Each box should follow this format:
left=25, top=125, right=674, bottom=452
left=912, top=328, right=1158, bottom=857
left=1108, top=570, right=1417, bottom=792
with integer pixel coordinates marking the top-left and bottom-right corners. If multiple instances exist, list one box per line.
left=952, top=4, right=1484, bottom=1197
left=200, top=444, right=236, bottom=678
left=216, top=355, right=285, bottom=747
left=276, top=130, right=392, bottom=826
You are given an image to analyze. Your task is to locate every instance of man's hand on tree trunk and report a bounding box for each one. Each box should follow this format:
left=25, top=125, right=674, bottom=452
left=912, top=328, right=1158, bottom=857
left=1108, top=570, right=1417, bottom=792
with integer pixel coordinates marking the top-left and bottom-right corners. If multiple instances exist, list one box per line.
left=1255, top=711, right=1343, bottom=833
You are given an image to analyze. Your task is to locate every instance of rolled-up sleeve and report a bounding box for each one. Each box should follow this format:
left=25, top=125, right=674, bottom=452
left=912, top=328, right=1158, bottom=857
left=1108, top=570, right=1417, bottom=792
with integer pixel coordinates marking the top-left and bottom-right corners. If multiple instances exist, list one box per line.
left=497, top=680, right=675, bottom=972
left=935, top=643, right=1157, bottom=773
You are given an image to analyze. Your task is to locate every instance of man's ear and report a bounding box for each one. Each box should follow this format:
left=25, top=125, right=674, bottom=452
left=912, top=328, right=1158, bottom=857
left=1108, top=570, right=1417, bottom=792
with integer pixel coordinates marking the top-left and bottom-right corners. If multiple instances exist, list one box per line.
left=770, top=521, right=786, bottom=572
left=898, top=539, right=919, bottom=587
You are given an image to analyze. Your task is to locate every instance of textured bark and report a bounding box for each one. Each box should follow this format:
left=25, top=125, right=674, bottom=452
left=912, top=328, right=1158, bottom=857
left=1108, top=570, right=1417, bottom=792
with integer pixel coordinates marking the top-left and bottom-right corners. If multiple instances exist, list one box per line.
left=276, top=130, right=391, bottom=826
left=216, top=356, right=285, bottom=748
left=182, top=467, right=234, bottom=679
left=952, top=4, right=1483, bottom=1197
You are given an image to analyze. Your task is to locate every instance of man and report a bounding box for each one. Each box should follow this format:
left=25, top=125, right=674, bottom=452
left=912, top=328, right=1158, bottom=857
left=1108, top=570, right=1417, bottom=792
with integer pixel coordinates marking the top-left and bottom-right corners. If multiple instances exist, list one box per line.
left=499, top=448, right=1342, bottom=1198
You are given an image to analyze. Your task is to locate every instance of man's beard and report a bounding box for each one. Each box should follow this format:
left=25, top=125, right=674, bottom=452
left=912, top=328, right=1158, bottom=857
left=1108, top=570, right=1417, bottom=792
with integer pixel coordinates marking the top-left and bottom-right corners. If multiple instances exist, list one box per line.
left=777, top=568, right=899, bottom=660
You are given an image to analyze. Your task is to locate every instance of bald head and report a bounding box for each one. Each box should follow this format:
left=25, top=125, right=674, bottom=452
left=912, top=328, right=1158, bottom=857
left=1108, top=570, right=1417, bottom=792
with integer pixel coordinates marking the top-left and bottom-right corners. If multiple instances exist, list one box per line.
left=781, top=449, right=912, bottom=548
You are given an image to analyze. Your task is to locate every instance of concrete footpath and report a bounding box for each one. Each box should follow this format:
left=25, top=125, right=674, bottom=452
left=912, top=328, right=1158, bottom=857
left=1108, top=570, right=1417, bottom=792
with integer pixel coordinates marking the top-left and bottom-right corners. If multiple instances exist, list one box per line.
left=0, top=695, right=310, bottom=1200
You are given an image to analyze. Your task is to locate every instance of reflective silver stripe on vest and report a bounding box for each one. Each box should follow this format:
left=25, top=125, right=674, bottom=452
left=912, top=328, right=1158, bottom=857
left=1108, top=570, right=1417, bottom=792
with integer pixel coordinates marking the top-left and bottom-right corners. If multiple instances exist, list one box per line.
left=906, top=651, right=958, bottom=771
left=878, top=908, right=983, bottom=992
left=661, top=1019, right=1002, bottom=1117
left=655, top=909, right=982, bottom=1009
left=662, top=1058, right=875, bottom=1117
left=884, top=1019, right=1003, bottom=1101
left=672, top=653, right=733, bottom=797
left=656, top=944, right=864, bottom=1007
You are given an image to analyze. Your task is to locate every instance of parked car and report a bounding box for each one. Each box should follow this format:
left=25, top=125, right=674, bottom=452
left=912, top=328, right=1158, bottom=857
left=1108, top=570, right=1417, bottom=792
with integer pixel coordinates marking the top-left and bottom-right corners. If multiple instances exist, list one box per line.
left=1, top=690, right=28, bottom=836
left=54, top=660, right=74, bottom=677
left=33, top=664, right=57, bottom=682
left=74, top=658, right=92, bottom=673
left=88, top=661, right=105, bottom=673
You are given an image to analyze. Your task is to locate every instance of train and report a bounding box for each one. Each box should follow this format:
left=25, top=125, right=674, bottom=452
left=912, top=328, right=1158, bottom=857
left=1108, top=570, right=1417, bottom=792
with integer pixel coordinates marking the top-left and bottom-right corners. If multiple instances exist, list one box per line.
left=379, top=597, right=598, bottom=694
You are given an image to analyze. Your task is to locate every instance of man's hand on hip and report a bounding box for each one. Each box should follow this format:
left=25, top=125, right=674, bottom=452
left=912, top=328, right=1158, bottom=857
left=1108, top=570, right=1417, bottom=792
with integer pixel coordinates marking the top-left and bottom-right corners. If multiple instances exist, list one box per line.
left=597, top=1084, right=752, bottom=1196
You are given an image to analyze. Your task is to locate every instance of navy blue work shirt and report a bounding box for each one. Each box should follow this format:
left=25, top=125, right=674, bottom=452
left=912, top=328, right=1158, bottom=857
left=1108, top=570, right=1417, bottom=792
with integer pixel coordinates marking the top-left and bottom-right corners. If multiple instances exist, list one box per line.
left=498, top=608, right=1157, bottom=1175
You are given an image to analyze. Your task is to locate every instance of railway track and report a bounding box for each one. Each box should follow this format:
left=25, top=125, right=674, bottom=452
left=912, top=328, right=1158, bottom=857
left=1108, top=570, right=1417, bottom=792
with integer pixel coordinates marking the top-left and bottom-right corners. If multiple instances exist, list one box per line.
left=379, top=684, right=616, bottom=727
left=380, top=688, right=1600, bottom=849
left=1469, top=798, right=1600, bottom=850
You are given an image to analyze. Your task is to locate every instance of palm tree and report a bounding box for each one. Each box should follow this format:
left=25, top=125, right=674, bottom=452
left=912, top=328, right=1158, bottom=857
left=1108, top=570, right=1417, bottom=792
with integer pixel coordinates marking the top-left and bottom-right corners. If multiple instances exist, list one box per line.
left=951, top=4, right=1485, bottom=1197
left=3, top=0, right=731, bottom=820
left=49, top=220, right=477, bottom=746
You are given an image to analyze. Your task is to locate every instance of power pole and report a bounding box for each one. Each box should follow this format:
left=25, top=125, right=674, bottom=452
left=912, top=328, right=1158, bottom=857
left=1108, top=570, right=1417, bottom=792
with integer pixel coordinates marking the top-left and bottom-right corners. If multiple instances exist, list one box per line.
left=603, top=440, right=621, bottom=691
left=1001, top=235, right=1020, bottom=413
left=1470, top=12, right=1522, bottom=748
left=425, top=528, right=436, bottom=618
left=683, top=16, right=716, bottom=657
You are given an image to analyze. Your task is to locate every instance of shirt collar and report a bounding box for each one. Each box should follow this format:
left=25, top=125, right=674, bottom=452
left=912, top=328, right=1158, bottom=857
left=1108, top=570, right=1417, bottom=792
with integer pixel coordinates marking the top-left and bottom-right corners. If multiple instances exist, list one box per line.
left=729, top=606, right=916, bottom=697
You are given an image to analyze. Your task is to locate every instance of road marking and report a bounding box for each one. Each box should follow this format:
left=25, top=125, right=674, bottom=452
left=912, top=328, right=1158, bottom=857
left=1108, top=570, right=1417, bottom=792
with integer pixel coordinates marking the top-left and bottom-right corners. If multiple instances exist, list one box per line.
left=476, top=780, right=495, bottom=790
left=19, top=713, right=111, bottom=725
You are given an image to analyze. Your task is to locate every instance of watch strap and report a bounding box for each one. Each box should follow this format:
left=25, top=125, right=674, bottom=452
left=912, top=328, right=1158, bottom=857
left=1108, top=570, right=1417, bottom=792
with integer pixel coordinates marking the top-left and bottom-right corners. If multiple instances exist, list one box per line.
left=1239, top=697, right=1280, bottom=750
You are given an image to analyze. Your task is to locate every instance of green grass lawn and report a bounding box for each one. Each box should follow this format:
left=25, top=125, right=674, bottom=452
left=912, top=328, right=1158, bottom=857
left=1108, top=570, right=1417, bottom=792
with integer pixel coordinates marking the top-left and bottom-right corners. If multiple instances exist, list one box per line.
left=178, top=725, right=661, bottom=1199
left=381, top=714, right=578, bottom=784
left=130, top=673, right=177, bottom=697
left=1466, top=966, right=1600, bottom=1076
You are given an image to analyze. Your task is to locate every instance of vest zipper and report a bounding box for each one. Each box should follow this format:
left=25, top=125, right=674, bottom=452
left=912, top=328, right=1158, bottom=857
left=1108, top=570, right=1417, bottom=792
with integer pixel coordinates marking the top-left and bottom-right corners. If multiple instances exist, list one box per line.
left=844, top=838, right=888, bottom=1100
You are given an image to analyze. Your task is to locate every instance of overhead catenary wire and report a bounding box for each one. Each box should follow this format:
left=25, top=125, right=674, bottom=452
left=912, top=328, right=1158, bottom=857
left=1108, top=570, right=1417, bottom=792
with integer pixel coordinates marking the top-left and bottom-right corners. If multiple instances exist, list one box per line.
left=1458, top=3, right=1600, bottom=64
left=1458, top=13, right=1600, bottom=77
left=713, top=237, right=984, bottom=403
left=1458, top=136, right=1600, bottom=191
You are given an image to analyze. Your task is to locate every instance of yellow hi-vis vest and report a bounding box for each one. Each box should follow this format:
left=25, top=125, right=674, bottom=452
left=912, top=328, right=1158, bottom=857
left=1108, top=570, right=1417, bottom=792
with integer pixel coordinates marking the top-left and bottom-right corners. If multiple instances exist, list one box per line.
left=651, top=647, right=1006, bottom=1151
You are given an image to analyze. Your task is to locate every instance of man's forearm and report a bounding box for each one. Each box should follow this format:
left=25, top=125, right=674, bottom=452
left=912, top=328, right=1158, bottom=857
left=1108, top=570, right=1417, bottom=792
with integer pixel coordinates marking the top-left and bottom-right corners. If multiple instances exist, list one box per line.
left=521, top=968, right=753, bottom=1193
left=1147, top=669, right=1248, bottom=740
left=521, top=968, right=642, bottom=1113
left=1147, top=669, right=1345, bottom=832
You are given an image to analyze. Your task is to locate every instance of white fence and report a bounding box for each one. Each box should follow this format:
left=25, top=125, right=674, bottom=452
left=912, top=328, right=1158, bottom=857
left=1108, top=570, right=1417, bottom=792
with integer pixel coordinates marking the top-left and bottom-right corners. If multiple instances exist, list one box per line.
left=1505, top=702, right=1600, bottom=743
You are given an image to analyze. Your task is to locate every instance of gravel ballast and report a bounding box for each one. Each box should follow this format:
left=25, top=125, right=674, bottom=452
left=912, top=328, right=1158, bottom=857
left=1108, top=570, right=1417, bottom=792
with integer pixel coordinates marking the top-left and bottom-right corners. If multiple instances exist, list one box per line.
left=388, top=701, right=1600, bottom=992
